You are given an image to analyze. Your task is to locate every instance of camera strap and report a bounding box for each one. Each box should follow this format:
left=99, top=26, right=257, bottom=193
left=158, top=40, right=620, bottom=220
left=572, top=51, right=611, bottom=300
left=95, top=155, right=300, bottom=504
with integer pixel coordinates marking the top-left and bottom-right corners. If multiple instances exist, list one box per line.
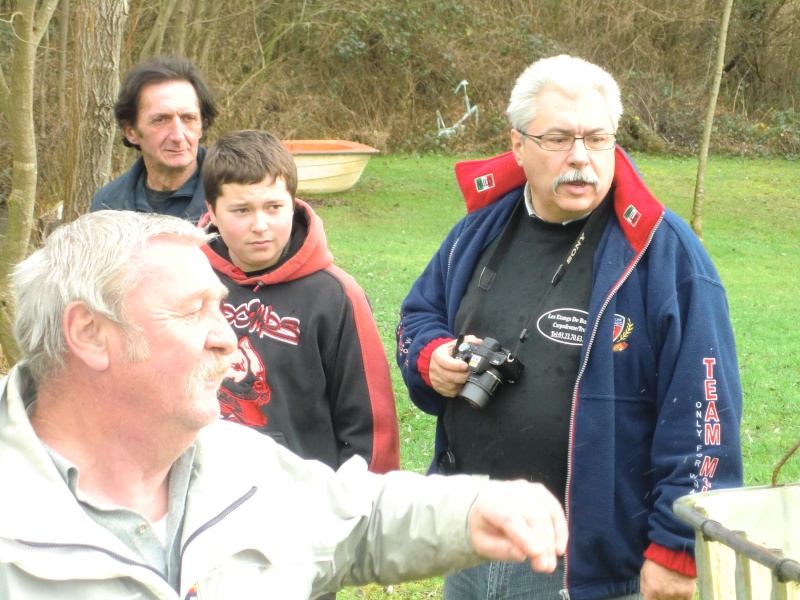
left=454, top=196, right=526, bottom=351
left=455, top=191, right=612, bottom=359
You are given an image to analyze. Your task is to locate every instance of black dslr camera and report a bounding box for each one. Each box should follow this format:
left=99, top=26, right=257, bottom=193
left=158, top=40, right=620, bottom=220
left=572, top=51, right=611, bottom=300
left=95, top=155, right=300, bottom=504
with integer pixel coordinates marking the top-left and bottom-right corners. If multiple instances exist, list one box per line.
left=452, top=337, right=524, bottom=409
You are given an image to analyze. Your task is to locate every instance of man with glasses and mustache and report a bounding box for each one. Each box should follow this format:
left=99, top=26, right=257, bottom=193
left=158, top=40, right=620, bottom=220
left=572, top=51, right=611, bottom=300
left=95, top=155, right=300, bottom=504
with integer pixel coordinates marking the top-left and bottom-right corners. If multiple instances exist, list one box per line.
left=0, top=210, right=569, bottom=599
left=396, top=55, right=743, bottom=600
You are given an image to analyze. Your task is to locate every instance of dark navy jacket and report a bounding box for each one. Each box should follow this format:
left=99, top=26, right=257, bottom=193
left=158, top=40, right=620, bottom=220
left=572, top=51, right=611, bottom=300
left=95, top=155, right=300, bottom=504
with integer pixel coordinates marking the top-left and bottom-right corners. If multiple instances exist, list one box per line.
left=396, top=149, right=743, bottom=599
left=90, top=147, right=207, bottom=224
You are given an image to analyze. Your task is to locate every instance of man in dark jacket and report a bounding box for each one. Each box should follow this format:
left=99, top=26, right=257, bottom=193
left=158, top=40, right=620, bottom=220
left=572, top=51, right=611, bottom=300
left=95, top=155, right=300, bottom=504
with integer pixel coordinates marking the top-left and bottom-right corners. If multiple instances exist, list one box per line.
left=396, top=55, right=743, bottom=600
left=90, top=56, right=217, bottom=223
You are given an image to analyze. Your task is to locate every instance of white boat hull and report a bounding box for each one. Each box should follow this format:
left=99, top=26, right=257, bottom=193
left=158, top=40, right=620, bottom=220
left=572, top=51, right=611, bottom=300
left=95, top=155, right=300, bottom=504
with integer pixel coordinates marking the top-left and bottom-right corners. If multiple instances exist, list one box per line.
left=282, top=140, right=380, bottom=194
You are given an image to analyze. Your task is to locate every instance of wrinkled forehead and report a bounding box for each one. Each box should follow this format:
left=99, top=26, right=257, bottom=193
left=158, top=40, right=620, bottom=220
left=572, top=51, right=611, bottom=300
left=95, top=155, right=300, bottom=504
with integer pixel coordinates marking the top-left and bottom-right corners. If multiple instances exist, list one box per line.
left=133, top=237, right=225, bottom=298
left=137, top=80, right=201, bottom=115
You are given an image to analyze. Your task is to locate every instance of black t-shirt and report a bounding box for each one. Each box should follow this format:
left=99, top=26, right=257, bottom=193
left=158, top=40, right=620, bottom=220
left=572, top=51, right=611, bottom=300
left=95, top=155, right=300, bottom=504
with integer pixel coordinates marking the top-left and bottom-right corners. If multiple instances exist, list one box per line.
left=448, top=196, right=610, bottom=499
left=144, top=186, right=175, bottom=211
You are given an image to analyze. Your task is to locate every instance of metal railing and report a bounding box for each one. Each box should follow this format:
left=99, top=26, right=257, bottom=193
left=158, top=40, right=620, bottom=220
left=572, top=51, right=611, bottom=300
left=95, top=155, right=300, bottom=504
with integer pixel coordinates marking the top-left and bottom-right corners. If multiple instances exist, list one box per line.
left=674, top=439, right=800, bottom=599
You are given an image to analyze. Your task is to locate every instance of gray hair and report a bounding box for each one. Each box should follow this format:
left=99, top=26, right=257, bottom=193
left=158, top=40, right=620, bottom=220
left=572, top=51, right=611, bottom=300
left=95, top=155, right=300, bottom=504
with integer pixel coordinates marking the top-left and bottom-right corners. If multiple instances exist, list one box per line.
left=506, top=55, right=623, bottom=133
left=12, top=210, right=213, bottom=384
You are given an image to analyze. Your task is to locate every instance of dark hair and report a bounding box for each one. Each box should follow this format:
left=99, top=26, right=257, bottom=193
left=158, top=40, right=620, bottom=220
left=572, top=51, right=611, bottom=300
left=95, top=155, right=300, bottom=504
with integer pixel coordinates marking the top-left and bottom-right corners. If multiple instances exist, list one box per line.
left=203, top=130, right=298, bottom=209
left=114, top=55, right=218, bottom=149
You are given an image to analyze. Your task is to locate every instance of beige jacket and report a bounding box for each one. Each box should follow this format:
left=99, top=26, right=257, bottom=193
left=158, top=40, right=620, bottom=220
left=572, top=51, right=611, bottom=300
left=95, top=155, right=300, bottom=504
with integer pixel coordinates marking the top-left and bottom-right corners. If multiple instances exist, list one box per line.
left=0, top=364, right=485, bottom=599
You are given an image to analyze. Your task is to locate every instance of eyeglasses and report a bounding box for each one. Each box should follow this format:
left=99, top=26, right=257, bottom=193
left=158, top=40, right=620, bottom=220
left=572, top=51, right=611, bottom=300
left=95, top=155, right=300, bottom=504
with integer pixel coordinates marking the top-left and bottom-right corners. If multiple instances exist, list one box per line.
left=517, top=130, right=616, bottom=152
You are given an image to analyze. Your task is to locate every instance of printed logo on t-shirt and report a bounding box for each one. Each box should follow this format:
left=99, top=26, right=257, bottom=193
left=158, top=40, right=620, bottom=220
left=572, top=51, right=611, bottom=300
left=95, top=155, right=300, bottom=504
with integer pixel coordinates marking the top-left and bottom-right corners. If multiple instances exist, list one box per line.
left=218, top=336, right=272, bottom=427
left=222, top=298, right=300, bottom=345
left=536, top=308, right=587, bottom=346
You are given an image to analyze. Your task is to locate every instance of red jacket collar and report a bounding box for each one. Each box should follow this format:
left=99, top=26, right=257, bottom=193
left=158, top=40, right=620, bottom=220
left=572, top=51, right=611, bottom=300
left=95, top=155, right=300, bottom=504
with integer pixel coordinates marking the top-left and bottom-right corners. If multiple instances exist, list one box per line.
left=453, top=147, right=664, bottom=253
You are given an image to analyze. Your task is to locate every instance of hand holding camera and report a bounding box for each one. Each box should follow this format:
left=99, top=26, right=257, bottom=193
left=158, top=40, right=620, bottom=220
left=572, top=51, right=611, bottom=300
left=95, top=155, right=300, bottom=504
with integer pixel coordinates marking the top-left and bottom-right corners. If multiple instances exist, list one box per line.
left=428, top=336, right=481, bottom=398
left=452, top=337, right=524, bottom=409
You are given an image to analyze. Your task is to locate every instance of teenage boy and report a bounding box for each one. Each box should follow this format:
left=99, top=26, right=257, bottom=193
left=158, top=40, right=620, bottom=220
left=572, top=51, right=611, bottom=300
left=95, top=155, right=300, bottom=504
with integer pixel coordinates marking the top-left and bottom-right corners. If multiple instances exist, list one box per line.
left=200, top=130, right=400, bottom=474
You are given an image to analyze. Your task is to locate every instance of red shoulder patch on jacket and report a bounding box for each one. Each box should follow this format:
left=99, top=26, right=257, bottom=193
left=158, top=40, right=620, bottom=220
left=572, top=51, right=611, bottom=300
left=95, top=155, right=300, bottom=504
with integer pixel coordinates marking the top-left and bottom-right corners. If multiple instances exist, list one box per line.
left=453, top=147, right=664, bottom=253
left=455, top=152, right=526, bottom=214
left=609, top=147, right=662, bottom=254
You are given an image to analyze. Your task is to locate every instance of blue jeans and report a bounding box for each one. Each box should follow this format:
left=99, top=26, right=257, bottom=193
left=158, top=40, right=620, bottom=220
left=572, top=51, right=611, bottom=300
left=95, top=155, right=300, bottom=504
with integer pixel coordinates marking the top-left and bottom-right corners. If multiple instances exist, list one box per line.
left=443, top=558, right=566, bottom=600
left=443, top=560, right=643, bottom=600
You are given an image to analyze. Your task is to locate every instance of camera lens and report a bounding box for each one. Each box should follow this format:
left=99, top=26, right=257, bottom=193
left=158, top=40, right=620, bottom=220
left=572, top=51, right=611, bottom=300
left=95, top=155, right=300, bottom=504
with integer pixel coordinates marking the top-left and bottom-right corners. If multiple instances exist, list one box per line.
left=459, top=369, right=503, bottom=409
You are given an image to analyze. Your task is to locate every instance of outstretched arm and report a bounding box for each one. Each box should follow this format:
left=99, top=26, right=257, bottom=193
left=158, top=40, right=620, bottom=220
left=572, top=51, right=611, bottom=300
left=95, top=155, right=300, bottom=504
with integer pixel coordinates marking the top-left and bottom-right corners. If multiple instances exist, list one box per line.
left=333, top=469, right=568, bottom=589
left=469, top=480, right=568, bottom=573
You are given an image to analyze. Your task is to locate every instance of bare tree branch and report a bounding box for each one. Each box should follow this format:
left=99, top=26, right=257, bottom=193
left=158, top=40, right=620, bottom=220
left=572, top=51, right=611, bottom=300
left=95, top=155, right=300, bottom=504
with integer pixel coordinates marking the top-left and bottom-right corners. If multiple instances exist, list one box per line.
left=139, top=0, right=179, bottom=59
left=0, top=64, right=9, bottom=115
left=31, top=0, right=60, bottom=46
left=57, top=0, right=70, bottom=116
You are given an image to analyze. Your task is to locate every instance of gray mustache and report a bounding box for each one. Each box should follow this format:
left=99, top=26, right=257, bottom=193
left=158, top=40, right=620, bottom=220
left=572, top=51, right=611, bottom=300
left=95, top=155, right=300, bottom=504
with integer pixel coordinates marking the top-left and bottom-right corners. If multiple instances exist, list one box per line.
left=552, top=169, right=601, bottom=194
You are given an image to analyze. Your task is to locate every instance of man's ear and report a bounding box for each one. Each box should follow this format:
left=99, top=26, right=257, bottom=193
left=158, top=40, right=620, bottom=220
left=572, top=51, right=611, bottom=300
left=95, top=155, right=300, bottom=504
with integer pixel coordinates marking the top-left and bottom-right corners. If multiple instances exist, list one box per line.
left=122, top=122, right=139, bottom=147
left=206, top=201, right=217, bottom=225
left=510, top=129, right=525, bottom=167
left=62, top=301, right=111, bottom=372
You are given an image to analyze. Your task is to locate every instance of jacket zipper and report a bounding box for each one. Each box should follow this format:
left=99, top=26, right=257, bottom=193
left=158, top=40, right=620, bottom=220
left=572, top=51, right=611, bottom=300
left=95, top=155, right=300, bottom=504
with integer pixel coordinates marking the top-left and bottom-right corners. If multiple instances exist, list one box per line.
left=17, top=539, right=169, bottom=583
left=178, top=485, right=257, bottom=595
left=560, top=213, right=663, bottom=598
left=446, top=236, right=460, bottom=286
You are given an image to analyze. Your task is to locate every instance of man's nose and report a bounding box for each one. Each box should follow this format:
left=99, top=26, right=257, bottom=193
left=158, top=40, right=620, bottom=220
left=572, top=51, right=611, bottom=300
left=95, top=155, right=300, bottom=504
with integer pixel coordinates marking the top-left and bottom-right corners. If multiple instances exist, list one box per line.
left=567, top=137, right=591, bottom=165
left=167, top=115, right=186, bottom=139
left=207, top=308, right=237, bottom=356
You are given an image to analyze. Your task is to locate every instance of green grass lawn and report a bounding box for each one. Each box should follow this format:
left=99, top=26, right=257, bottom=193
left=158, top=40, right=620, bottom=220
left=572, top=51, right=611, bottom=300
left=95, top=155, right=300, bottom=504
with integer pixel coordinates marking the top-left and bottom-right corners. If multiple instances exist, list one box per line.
left=307, top=152, right=800, bottom=598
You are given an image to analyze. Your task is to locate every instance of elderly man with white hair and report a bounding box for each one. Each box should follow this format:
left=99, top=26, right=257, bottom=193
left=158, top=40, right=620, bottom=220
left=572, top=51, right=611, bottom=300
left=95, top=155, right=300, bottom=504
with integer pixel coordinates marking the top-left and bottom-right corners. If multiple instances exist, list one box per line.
left=0, top=210, right=567, bottom=599
left=397, top=55, right=743, bottom=600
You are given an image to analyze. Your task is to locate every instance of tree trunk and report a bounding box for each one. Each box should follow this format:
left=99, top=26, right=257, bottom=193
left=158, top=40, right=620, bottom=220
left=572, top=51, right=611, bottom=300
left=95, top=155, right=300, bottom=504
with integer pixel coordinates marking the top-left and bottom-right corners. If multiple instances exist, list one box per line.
left=0, top=0, right=61, bottom=366
left=139, top=0, right=180, bottom=60
left=197, top=1, right=222, bottom=67
left=62, top=0, right=130, bottom=223
left=166, top=0, right=189, bottom=55
left=186, top=0, right=207, bottom=62
left=57, top=0, right=71, bottom=117
left=692, top=0, right=735, bottom=240
left=39, top=26, right=50, bottom=113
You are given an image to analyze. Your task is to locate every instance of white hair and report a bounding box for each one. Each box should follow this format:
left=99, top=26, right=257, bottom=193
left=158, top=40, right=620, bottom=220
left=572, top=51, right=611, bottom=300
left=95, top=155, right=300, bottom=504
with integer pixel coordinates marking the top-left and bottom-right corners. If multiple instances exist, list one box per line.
left=506, top=55, right=623, bottom=133
left=12, top=210, right=213, bottom=384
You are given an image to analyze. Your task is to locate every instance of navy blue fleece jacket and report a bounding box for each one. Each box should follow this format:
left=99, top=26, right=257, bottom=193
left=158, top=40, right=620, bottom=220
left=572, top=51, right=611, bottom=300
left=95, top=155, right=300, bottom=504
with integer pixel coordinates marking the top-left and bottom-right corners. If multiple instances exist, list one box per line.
left=396, top=148, right=743, bottom=599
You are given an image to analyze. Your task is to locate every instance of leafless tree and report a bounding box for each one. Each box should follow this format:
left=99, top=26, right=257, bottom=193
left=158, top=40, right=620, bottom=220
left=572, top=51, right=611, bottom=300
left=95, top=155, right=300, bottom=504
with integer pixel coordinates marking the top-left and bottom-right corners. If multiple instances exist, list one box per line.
left=692, top=0, right=735, bottom=240
left=164, top=0, right=188, bottom=55
left=57, top=0, right=70, bottom=116
left=139, top=0, right=179, bottom=59
left=0, top=0, right=60, bottom=364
